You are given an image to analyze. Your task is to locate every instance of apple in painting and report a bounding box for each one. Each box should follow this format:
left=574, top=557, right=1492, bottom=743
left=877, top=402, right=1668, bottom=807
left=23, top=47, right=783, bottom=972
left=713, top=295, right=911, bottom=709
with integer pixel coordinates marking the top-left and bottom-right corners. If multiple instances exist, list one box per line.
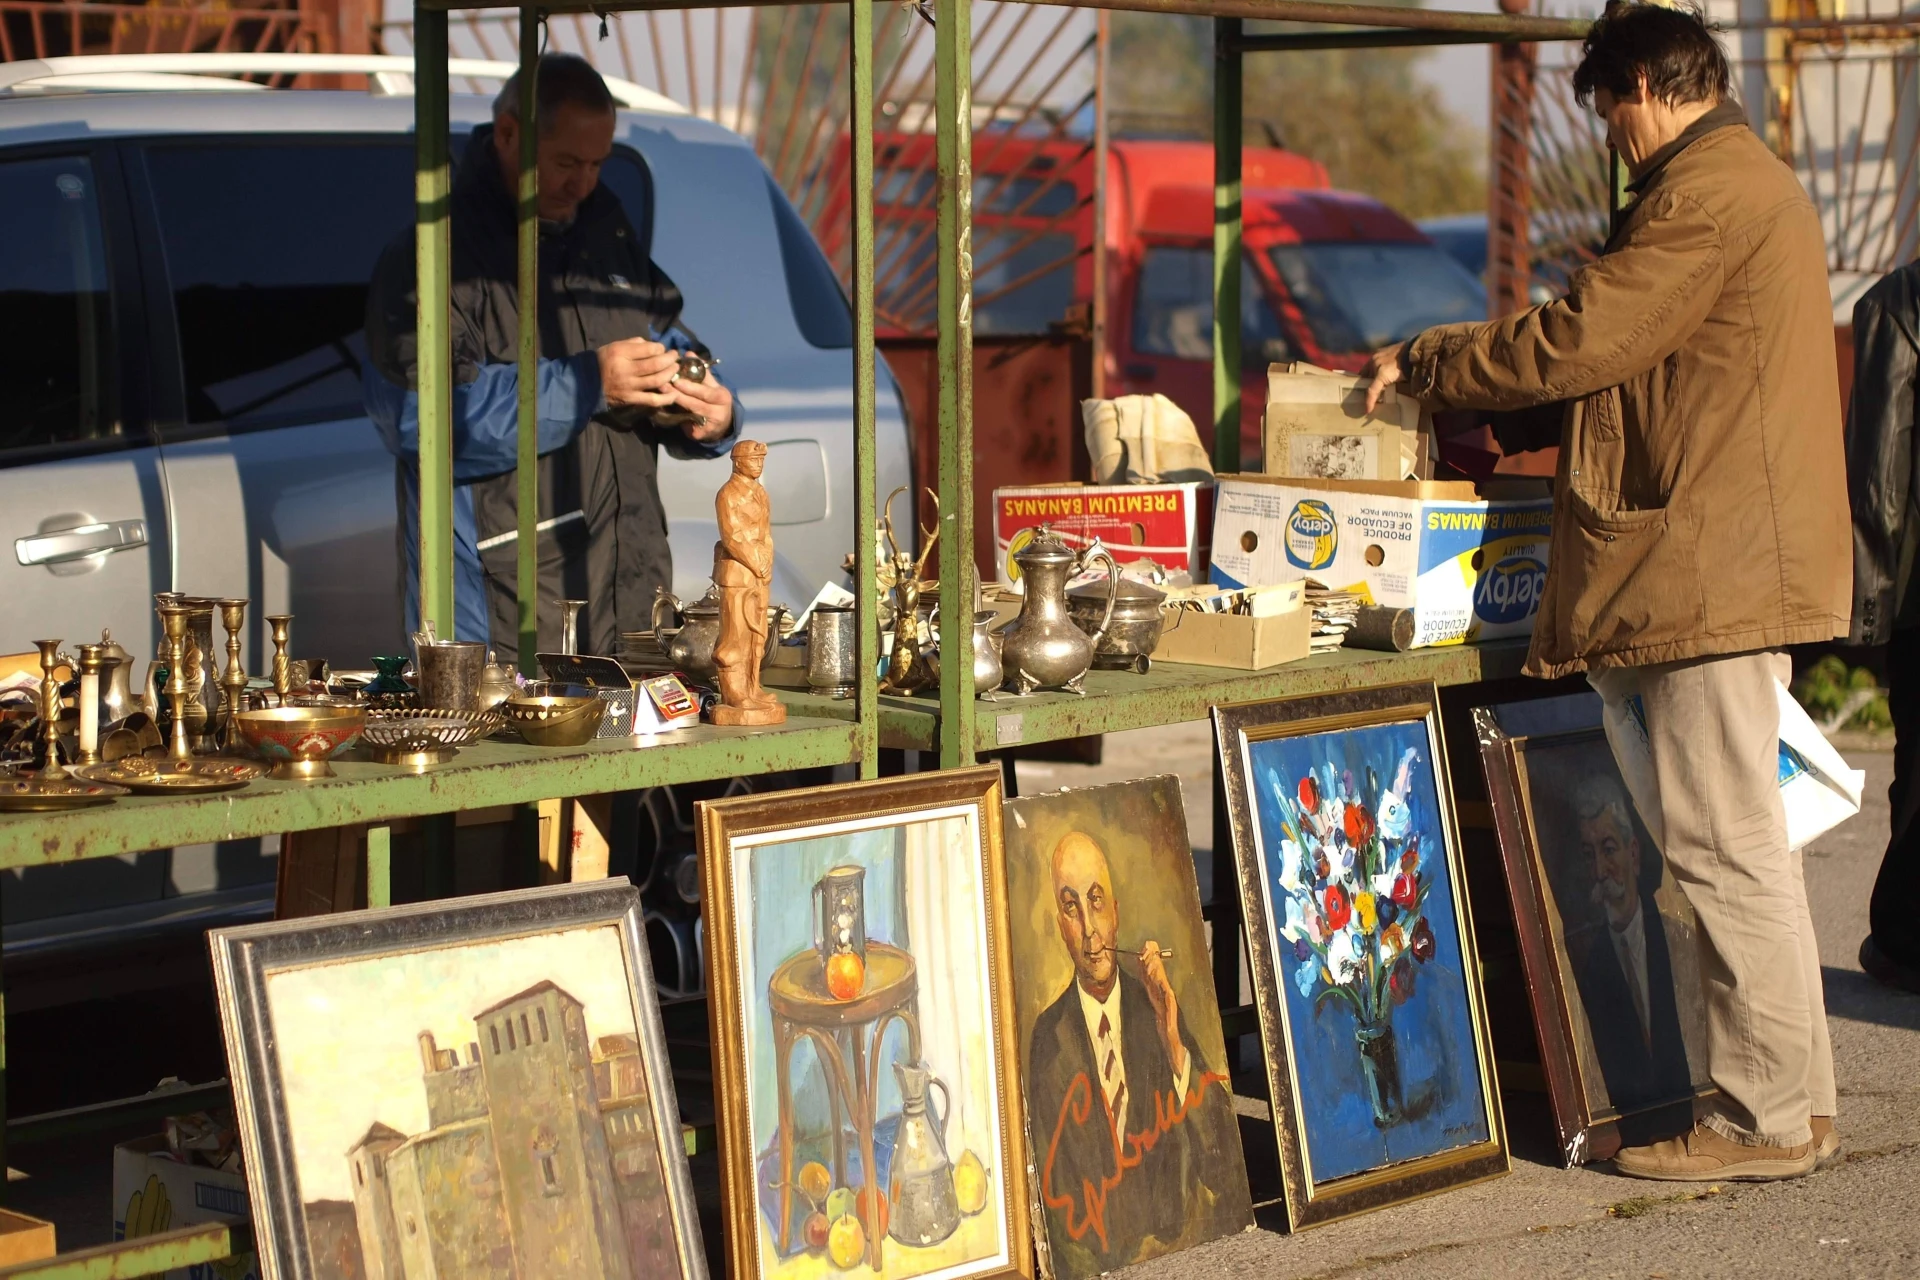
left=802, top=1211, right=830, bottom=1251
left=825, top=950, right=865, bottom=1001
left=827, top=1213, right=866, bottom=1270
left=824, top=1186, right=857, bottom=1224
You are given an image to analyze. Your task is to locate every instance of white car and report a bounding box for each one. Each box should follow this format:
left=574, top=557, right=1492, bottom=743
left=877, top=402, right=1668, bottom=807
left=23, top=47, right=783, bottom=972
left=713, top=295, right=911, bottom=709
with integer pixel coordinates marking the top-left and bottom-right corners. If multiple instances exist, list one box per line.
left=0, top=56, right=910, bottom=965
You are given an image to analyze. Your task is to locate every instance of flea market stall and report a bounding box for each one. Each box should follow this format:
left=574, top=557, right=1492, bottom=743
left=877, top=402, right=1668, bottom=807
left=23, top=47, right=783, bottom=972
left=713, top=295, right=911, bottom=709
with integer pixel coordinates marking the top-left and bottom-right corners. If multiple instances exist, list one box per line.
left=0, top=0, right=1603, bottom=1274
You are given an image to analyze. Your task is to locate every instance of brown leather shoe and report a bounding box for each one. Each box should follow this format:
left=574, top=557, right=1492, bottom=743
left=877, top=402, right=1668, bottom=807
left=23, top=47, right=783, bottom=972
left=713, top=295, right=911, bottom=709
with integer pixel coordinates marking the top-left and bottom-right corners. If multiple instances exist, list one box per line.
left=1612, top=1122, right=1816, bottom=1183
left=1811, top=1116, right=1843, bottom=1171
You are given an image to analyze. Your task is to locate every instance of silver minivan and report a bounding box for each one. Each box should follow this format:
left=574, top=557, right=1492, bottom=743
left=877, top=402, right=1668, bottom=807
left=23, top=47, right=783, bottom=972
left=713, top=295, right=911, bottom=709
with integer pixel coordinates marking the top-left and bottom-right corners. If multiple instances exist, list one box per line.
left=0, top=62, right=911, bottom=959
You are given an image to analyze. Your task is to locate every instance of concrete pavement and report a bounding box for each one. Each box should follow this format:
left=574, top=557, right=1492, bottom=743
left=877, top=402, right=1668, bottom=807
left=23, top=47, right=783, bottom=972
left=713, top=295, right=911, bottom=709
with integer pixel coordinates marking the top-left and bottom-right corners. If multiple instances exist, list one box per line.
left=1014, top=726, right=1919, bottom=1280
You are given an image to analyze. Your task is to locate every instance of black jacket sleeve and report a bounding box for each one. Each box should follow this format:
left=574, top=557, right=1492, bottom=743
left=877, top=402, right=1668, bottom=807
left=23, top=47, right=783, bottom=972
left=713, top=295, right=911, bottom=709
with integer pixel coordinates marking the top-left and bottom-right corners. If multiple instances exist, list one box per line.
left=1845, top=265, right=1920, bottom=645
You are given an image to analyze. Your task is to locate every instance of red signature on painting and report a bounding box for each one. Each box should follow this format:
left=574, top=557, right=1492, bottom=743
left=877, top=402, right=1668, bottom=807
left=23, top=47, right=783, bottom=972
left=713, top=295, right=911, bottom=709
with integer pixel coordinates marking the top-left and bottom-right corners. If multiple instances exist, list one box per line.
left=1040, top=1069, right=1230, bottom=1252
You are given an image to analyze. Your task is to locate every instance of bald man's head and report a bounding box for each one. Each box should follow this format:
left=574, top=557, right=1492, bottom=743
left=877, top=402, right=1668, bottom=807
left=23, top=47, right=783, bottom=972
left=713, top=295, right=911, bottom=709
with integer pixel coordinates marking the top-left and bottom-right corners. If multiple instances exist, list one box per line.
left=1053, top=831, right=1121, bottom=996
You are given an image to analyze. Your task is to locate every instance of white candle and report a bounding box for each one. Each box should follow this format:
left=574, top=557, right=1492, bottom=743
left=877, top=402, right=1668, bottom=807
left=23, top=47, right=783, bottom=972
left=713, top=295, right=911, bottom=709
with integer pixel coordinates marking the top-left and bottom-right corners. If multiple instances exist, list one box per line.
left=79, top=667, right=99, bottom=756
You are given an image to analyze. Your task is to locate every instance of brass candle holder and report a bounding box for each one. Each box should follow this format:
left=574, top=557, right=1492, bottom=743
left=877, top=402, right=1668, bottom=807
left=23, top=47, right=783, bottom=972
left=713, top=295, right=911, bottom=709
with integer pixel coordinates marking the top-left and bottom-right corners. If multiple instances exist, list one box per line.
left=266, top=614, right=293, bottom=701
left=32, top=639, right=68, bottom=780
left=217, top=598, right=249, bottom=747
left=157, top=604, right=194, bottom=761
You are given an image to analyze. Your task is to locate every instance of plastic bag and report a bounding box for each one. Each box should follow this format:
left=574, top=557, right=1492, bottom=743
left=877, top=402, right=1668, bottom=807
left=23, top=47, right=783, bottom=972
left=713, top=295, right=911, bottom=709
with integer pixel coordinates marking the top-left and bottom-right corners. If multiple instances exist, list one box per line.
left=1595, top=677, right=1864, bottom=853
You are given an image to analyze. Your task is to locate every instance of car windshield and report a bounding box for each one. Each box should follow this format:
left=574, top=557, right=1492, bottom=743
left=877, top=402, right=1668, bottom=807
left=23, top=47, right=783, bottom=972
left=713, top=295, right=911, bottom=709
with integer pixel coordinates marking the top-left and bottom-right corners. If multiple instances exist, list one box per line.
left=1267, top=242, right=1487, bottom=353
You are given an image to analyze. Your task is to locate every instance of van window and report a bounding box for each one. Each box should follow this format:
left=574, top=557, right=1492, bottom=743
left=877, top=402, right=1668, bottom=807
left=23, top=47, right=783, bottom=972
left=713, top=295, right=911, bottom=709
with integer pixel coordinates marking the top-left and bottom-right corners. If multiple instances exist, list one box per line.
left=973, top=230, right=1077, bottom=336
left=143, top=141, right=415, bottom=431
left=1131, top=248, right=1293, bottom=367
left=0, top=156, right=119, bottom=456
left=1268, top=243, right=1486, bottom=353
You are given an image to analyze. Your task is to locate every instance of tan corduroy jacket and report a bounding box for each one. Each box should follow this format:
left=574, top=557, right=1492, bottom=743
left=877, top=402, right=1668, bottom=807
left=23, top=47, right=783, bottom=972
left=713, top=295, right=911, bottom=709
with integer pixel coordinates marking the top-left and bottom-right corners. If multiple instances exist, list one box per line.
left=1404, top=107, right=1851, bottom=678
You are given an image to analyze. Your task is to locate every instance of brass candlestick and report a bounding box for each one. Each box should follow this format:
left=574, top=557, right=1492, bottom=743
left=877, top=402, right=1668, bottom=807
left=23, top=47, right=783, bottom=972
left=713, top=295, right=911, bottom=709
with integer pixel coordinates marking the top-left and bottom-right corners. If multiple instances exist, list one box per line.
left=158, top=605, right=194, bottom=761
left=32, top=639, right=68, bottom=780
left=217, top=598, right=249, bottom=747
left=266, top=614, right=293, bottom=701
left=74, top=643, right=107, bottom=766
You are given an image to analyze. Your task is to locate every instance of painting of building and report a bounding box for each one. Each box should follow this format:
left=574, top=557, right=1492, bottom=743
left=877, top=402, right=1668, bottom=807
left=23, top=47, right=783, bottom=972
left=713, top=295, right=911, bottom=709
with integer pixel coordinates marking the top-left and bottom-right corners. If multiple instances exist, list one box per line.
left=302, top=979, right=678, bottom=1280
left=302, top=1201, right=365, bottom=1280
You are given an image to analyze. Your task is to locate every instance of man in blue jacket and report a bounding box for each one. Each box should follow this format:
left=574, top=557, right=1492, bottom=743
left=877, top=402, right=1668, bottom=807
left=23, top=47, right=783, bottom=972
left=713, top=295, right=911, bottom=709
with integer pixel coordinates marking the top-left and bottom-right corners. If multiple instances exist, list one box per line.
left=365, top=53, right=736, bottom=654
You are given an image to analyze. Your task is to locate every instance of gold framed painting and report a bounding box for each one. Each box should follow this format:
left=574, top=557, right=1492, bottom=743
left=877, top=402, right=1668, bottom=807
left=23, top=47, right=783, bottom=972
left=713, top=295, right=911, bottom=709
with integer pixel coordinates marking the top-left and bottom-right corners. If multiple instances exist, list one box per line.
left=699, top=765, right=1035, bottom=1280
left=1214, top=682, right=1508, bottom=1230
left=208, top=880, right=704, bottom=1280
left=1475, top=701, right=1713, bottom=1164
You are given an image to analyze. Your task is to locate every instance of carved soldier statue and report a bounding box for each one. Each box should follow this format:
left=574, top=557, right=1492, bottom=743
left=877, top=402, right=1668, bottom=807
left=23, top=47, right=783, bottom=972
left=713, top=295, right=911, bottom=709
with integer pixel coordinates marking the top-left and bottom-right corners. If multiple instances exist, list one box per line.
left=712, top=440, right=786, bottom=725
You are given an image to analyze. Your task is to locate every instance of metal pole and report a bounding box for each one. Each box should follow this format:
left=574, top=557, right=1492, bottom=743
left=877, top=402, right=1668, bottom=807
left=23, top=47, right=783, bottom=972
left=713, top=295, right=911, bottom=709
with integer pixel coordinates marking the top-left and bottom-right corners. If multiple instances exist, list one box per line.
left=852, top=0, right=879, bottom=780
left=1091, top=10, right=1110, bottom=400
left=517, top=8, right=540, bottom=673
left=1016, top=0, right=1590, bottom=36
left=935, top=0, right=975, bottom=768
left=1212, top=16, right=1242, bottom=475
left=415, top=5, right=454, bottom=637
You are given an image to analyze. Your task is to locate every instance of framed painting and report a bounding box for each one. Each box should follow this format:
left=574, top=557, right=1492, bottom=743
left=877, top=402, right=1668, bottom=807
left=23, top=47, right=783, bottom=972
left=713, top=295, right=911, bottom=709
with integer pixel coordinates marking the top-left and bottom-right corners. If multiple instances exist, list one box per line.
left=1214, top=682, right=1507, bottom=1230
left=699, top=765, right=1034, bottom=1280
left=1475, top=700, right=1713, bottom=1164
left=1003, top=776, right=1253, bottom=1279
left=208, top=880, right=704, bottom=1280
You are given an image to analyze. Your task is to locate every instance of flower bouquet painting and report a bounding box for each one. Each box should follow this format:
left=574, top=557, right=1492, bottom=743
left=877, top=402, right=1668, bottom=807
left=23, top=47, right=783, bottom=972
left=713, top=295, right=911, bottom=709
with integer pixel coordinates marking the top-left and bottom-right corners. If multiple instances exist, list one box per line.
left=1216, top=686, right=1507, bottom=1229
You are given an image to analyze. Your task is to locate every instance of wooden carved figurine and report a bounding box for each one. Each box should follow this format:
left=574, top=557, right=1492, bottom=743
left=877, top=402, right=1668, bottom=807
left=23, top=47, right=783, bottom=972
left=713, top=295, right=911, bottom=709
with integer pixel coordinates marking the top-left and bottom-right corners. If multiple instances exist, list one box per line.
left=879, top=485, right=940, bottom=695
left=712, top=440, right=787, bottom=726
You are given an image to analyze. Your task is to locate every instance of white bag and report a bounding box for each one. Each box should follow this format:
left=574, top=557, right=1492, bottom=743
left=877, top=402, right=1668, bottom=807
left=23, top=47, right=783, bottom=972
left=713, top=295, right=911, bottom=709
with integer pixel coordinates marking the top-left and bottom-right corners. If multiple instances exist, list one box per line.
left=1595, top=677, right=1865, bottom=853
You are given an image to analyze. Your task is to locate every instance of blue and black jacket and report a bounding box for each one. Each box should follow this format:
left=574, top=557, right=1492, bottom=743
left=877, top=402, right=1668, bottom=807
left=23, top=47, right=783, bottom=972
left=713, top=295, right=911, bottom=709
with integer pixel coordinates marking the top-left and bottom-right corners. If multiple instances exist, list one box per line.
left=364, top=125, right=738, bottom=653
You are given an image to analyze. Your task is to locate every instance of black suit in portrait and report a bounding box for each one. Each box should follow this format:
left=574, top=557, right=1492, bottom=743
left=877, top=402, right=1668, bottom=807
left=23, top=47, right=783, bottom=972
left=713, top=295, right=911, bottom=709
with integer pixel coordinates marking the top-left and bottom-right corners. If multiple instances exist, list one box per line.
left=1026, top=969, right=1248, bottom=1278
left=1571, top=890, right=1696, bottom=1115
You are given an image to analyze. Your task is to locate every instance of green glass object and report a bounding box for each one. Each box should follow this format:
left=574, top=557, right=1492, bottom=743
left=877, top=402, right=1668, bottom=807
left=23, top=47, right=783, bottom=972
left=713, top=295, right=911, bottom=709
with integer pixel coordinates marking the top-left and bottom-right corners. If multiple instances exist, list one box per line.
left=367, top=656, right=413, bottom=696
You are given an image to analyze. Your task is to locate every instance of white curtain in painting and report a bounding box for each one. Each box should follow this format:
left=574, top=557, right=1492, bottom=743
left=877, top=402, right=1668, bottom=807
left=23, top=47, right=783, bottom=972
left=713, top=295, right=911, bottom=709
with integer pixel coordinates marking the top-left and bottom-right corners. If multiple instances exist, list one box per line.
left=901, top=815, right=993, bottom=1158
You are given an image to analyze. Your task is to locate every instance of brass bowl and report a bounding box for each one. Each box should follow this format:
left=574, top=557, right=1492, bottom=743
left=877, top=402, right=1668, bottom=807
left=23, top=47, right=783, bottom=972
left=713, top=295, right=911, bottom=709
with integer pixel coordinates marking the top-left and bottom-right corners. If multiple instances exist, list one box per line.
left=361, top=708, right=505, bottom=769
left=231, top=706, right=366, bottom=779
left=501, top=695, right=603, bottom=748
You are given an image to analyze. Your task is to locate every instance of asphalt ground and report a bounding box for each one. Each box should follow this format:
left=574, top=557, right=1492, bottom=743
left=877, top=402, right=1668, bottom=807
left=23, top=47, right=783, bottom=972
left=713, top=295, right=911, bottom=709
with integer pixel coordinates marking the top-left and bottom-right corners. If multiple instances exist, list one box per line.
left=1014, top=724, right=1917, bottom=1280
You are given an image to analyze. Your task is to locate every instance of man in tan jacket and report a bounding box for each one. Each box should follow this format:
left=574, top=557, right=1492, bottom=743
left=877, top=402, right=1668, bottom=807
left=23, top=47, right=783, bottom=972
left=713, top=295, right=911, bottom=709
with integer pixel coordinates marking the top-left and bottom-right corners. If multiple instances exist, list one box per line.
left=1365, top=1, right=1849, bottom=1182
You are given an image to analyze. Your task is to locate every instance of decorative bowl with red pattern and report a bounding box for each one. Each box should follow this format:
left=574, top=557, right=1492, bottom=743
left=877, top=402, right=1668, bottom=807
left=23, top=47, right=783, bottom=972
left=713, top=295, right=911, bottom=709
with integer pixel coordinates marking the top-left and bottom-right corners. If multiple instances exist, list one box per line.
left=231, top=706, right=366, bottom=779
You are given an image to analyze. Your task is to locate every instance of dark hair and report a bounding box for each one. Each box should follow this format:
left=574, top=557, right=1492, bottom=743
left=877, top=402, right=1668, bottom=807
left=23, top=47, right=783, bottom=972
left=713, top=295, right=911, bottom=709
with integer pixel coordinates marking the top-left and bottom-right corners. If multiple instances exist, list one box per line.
left=1571, top=1, right=1732, bottom=108
left=492, top=53, right=615, bottom=127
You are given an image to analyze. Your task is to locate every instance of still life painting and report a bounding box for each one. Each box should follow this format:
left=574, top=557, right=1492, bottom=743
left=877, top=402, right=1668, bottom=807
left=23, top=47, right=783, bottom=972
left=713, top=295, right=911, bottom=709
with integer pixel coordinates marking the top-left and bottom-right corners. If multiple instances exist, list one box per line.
left=1216, top=683, right=1507, bottom=1229
left=699, top=766, right=1033, bottom=1280
left=1476, top=700, right=1713, bottom=1164
left=1003, top=776, right=1253, bottom=1280
left=208, top=880, right=704, bottom=1280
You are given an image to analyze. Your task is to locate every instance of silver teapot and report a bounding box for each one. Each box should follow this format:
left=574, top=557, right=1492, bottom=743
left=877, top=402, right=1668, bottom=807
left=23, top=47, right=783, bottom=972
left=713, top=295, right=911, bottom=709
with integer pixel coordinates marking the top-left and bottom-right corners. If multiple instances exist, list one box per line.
left=650, top=585, right=785, bottom=681
left=996, top=527, right=1118, bottom=696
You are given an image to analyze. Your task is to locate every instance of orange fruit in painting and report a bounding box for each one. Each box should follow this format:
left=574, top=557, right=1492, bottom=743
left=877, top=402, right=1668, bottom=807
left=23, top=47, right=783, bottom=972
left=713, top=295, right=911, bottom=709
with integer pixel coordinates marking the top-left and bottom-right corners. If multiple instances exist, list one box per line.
left=856, top=1185, right=889, bottom=1240
left=797, top=1161, right=831, bottom=1205
left=825, top=950, right=865, bottom=1000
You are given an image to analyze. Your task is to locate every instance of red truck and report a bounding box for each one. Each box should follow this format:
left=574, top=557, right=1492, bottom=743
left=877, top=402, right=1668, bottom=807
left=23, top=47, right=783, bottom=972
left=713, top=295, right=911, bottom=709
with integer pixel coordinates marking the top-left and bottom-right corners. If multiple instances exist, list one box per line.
left=816, top=133, right=1489, bottom=466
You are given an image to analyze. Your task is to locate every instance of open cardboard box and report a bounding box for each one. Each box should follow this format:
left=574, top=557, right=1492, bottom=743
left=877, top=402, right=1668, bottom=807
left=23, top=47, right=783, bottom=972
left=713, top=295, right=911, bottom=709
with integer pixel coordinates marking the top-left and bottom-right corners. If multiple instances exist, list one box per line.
left=0, top=1208, right=55, bottom=1267
left=1153, top=596, right=1313, bottom=671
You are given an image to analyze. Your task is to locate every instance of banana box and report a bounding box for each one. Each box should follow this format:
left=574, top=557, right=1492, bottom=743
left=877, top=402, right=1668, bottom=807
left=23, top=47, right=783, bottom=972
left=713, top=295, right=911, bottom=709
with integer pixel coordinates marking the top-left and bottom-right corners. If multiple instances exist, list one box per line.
left=113, top=1137, right=261, bottom=1280
left=993, top=482, right=1212, bottom=583
left=1207, top=475, right=1553, bottom=648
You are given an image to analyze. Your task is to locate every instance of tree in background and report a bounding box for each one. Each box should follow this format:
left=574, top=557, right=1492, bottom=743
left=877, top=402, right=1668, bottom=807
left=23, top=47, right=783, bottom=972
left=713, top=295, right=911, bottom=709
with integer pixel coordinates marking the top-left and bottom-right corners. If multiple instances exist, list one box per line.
left=1109, top=12, right=1485, bottom=219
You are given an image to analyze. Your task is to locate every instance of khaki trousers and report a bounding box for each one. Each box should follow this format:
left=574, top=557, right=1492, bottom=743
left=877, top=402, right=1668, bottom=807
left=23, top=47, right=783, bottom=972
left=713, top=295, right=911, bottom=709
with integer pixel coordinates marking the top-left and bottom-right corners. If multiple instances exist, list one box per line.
left=1590, top=651, right=1835, bottom=1148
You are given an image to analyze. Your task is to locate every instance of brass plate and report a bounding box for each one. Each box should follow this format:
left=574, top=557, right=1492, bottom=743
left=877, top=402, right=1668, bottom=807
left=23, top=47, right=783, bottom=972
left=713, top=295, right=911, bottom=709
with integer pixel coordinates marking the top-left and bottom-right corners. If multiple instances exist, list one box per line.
left=0, top=776, right=129, bottom=811
left=72, top=756, right=266, bottom=795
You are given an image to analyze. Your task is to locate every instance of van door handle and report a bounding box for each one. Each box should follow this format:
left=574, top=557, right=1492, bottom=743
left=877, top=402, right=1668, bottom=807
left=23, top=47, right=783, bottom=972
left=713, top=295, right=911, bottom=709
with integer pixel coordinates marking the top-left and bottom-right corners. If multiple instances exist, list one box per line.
left=15, top=519, right=148, bottom=566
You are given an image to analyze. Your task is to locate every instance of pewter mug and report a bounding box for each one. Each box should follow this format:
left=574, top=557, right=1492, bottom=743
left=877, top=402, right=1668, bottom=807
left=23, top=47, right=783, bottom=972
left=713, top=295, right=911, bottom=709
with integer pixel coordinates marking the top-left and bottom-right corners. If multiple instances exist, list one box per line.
left=995, top=526, right=1119, bottom=696
left=805, top=605, right=857, bottom=697
left=414, top=641, right=487, bottom=712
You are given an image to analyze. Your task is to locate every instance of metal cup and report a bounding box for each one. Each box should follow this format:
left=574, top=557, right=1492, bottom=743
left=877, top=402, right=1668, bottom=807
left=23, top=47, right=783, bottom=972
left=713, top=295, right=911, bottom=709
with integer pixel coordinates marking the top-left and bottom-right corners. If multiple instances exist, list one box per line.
left=806, top=606, right=857, bottom=697
left=413, top=641, right=488, bottom=712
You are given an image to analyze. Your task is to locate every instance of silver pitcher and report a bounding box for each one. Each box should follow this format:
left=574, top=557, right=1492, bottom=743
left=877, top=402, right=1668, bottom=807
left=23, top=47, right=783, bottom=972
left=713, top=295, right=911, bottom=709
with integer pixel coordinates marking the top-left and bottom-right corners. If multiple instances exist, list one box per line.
left=888, top=1061, right=960, bottom=1247
left=996, top=526, right=1119, bottom=696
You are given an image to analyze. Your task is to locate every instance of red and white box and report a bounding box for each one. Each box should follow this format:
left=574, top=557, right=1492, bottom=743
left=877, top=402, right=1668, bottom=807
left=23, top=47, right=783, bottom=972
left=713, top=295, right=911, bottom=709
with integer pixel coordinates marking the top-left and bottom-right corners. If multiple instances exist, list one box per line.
left=992, top=482, right=1213, bottom=584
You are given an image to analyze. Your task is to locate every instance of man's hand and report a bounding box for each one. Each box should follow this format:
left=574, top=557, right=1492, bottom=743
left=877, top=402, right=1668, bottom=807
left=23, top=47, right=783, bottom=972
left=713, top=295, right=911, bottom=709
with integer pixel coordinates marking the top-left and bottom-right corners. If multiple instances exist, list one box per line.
left=1137, top=939, right=1189, bottom=1080
left=1362, top=341, right=1409, bottom=414
left=597, top=337, right=681, bottom=408
left=669, top=372, right=735, bottom=444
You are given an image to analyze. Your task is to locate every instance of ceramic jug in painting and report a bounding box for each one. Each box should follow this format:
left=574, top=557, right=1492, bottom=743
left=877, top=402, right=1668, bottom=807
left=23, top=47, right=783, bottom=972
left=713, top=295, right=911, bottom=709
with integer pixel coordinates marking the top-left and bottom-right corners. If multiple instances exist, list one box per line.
left=889, top=1061, right=961, bottom=1247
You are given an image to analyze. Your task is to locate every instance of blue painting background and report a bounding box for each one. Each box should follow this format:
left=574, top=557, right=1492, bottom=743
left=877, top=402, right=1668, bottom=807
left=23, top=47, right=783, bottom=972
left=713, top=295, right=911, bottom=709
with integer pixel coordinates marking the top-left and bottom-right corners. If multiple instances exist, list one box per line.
left=1247, top=720, right=1490, bottom=1184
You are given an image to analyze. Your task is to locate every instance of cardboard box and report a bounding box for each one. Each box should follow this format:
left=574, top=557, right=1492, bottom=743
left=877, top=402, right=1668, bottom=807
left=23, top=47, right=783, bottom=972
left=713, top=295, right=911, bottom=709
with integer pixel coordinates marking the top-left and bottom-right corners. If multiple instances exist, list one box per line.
left=1153, top=598, right=1314, bottom=670
left=1208, top=475, right=1553, bottom=649
left=1263, top=364, right=1430, bottom=481
left=113, top=1137, right=260, bottom=1280
left=0, top=1209, right=55, bottom=1267
left=992, top=482, right=1212, bottom=583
